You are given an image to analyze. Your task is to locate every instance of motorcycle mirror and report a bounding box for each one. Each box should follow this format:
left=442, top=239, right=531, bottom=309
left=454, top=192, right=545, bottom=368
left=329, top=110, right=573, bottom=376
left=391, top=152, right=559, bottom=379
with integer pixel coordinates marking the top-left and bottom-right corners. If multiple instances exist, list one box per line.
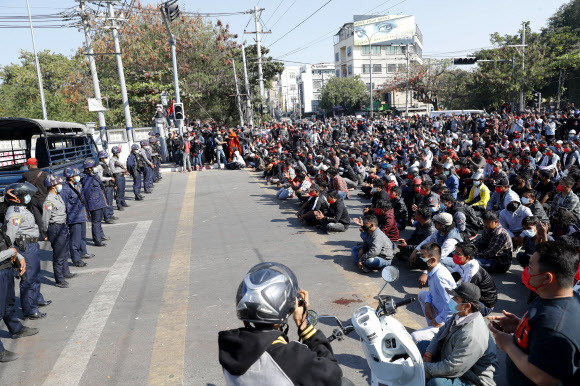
left=306, top=310, right=319, bottom=326
left=381, top=266, right=399, bottom=283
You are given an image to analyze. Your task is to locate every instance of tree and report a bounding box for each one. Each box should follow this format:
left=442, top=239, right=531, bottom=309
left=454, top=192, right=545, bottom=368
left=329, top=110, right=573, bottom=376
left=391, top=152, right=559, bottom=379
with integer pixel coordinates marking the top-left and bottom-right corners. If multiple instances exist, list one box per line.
left=319, top=76, right=368, bottom=113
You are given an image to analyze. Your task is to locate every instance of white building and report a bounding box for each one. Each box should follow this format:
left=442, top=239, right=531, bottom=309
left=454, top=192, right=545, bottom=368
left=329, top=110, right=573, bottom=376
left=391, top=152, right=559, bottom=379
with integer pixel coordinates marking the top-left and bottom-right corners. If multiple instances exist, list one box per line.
left=277, top=66, right=301, bottom=117
left=333, top=14, right=429, bottom=115
left=297, top=63, right=335, bottom=116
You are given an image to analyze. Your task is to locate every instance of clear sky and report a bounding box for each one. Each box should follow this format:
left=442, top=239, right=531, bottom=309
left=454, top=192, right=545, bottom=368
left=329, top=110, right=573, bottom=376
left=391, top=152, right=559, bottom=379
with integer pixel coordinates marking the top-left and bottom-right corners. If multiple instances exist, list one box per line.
left=0, top=0, right=569, bottom=69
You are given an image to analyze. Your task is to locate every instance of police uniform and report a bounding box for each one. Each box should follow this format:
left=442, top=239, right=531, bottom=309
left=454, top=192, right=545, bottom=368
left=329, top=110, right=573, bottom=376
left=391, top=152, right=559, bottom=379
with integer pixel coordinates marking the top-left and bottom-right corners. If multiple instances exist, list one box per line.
left=0, top=231, right=27, bottom=353
left=110, top=155, right=128, bottom=209
left=97, top=161, right=115, bottom=221
left=140, top=147, right=154, bottom=192
left=41, top=192, right=71, bottom=284
left=127, top=150, right=145, bottom=198
left=150, top=140, right=162, bottom=182
left=81, top=173, right=107, bottom=244
left=4, top=205, right=46, bottom=317
left=61, top=181, right=89, bottom=263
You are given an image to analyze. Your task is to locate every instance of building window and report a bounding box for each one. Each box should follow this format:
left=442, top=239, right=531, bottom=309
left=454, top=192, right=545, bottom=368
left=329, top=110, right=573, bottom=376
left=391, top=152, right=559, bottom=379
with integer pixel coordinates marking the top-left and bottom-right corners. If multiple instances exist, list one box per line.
left=336, top=70, right=340, bottom=77
left=372, top=46, right=381, bottom=55
left=290, top=72, right=296, bottom=79
left=362, top=64, right=371, bottom=74
left=387, top=64, right=397, bottom=73
left=362, top=46, right=370, bottom=55
left=373, top=64, right=382, bottom=73
left=335, top=52, right=339, bottom=62
left=313, top=80, right=322, bottom=89
left=348, top=65, right=352, bottom=75
left=385, top=46, right=403, bottom=55
left=347, top=46, right=352, bottom=56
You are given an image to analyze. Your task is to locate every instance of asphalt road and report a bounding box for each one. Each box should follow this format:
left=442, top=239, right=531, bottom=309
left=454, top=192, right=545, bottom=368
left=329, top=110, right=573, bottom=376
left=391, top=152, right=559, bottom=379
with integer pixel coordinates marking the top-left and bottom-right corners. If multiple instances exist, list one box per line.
left=0, top=168, right=529, bottom=385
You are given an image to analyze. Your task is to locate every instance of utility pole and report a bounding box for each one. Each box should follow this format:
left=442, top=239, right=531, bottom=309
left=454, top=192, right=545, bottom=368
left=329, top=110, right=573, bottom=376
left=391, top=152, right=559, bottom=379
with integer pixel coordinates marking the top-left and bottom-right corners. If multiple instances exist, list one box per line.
left=519, top=21, right=527, bottom=112
left=405, top=43, right=410, bottom=117
left=79, top=1, right=107, bottom=148
left=107, top=1, right=133, bottom=144
left=253, top=6, right=265, bottom=105
left=241, top=44, right=254, bottom=128
left=25, top=0, right=47, bottom=120
left=369, top=39, right=373, bottom=118
left=557, top=68, right=562, bottom=110
left=159, top=1, right=183, bottom=135
left=232, top=59, right=245, bottom=126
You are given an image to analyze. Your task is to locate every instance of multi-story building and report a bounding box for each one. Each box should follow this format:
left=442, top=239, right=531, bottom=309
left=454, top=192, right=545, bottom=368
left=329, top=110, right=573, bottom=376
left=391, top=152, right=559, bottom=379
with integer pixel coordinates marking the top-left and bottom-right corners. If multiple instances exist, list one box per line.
left=297, top=63, right=335, bottom=116
left=333, top=14, right=429, bottom=115
left=277, top=66, right=301, bottom=117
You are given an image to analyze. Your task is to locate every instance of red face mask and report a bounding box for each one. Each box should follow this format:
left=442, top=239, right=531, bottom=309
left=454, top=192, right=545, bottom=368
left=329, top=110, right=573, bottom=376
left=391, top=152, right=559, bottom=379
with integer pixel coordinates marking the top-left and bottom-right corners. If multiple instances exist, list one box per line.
left=531, top=147, right=537, bottom=152
left=408, top=174, right=414, bottom=179
left=521, top=267, right=548, bottom=292
left=374, top=208, right=382, bottom=215
left=564, top=148, right=570, bottom=153
left=419, top=189, right=428, bottom=196
left=556, top=144, right=561, bottom=149
left=495, top=187, right=503, bottom=194
left=493, top=167, right=500, bottom=173
left=557, top=184, right=565, bottom=192
left=389, top=193, right=396, bottom=200
left=452, top=254, right=465, bottom=265
left=309, top=191, right=317, bottom=197
left=486, top=159, right=493, bottom=164
left=414, top=186, right=422, bottom=193
left=473, top=152, right=479, bottom=158
left=546, top=151, right=553, bottom=157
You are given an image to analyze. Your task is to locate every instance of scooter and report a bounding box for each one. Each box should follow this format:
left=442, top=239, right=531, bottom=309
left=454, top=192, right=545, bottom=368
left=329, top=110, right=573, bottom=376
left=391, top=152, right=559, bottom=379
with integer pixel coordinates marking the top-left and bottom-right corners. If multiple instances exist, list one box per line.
left=308, top=266, right=425, bottom=386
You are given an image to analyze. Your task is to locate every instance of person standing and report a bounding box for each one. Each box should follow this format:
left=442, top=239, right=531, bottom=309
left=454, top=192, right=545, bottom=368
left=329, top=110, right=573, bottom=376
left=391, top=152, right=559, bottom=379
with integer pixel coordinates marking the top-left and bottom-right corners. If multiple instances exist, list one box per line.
left=110, top=146, right=129, bottom=210
left=97, top=150, right=117, bottom=224
left=81, top=159, right=108, bottom=247
left=60, top=167, right=90, bottom=266
left=127, top=144, right=145, bottom=201
left=19, top=158, right=49, bottom=240
left=215, top=134, right=227, bottom=169
left=0, top=229, right=39, bottom=362
left=4, top=182, right=50, bottom=320
left=139, top=140, right=155, bottom=193
left=181, top=133, right=192, bottom=172
left=41, top=175, right=75, bottom=288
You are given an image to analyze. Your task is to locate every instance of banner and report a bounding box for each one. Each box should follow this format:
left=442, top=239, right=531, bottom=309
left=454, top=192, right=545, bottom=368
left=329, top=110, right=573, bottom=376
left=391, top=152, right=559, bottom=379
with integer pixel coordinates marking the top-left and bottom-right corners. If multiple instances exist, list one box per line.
left=353, top=15, right=415, bottom=46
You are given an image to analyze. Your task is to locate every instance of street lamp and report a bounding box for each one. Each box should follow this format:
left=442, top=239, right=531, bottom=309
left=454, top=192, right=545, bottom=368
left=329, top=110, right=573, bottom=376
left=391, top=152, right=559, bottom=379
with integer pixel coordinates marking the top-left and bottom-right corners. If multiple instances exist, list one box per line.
left=349, top=27, right=380, bottom=118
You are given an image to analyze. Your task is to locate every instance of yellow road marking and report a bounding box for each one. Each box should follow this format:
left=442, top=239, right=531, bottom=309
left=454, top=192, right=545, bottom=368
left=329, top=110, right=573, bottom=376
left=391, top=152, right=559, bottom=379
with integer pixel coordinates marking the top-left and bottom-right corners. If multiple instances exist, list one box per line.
left=251, top=172, right=422, bottom=331
left=148, top=173, right=197, bottom=384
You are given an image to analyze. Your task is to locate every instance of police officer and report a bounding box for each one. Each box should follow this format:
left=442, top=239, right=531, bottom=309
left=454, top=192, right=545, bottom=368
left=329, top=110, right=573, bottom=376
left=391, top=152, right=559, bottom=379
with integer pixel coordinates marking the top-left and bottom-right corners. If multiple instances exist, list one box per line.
left=0, top=229, right=39, bottom=362
left=61, top=167, right=91, bottom=265
left=19, top=158, right=49, bottom=239
left=127, top=144, right=145, bottom=201
left=149, top=137, right=162, bottom=182
left=110, top=146, right=129, bottom=210
left=97, top=150, right=117, bottom=224
left=139, top=140, right=155, bottom=193
left=42, top=175, right=75, bottom=288
left=4, top=182, right=50, bottom=320
left=81, top=159, right=108, bottom=247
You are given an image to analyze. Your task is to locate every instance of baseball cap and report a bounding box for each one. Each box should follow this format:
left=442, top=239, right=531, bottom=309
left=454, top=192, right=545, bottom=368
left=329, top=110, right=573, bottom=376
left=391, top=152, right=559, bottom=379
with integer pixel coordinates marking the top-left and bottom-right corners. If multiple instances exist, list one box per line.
left=495, top=177, right=509, bottom=187
left=446, top=282, right=481, bottom=304
left=26, top=158, right=38, bottom=165
left=433, top=212, right=453, bottom=226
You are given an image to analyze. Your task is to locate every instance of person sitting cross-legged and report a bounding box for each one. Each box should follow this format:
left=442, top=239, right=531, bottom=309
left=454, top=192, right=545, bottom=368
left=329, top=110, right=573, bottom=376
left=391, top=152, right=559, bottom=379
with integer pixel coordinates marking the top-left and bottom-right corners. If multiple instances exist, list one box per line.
left=474, top=210, right=513, bottom=274
left=314, top=190, right=350, bottom=233
left=351, top=214, right=393, bottom=273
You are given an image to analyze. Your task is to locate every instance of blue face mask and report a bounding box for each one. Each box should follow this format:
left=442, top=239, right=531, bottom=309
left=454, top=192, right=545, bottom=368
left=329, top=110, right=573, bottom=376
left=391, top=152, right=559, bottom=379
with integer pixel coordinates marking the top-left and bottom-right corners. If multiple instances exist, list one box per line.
left=447, top=298, right=464, bottom=313
left=430, top=206, right=438, bottom=213
left=522, top=228, right=536, bottom=238
left=439, top=203, right=446, bottom=211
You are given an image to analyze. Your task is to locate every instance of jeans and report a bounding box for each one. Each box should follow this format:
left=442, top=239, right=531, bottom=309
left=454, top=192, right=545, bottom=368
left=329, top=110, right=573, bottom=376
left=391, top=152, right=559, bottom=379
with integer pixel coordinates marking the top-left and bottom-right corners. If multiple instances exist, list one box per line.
left=276, top=187, right=293, bottom=200
left=193, top=153, right=203, bottom=169
left=216, top=149, right=226, bottom=168
left=182, top=152, right=192, bottom=170
left=351, top=246, right=391, bottom=269
left=337, top=190, right=347, bottom=200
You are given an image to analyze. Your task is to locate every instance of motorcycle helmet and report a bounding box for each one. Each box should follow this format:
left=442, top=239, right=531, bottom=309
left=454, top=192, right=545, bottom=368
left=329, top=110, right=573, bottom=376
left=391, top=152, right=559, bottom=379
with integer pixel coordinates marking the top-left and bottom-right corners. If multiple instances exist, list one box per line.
left=4, top=182, right=37, bottom=205
left=131, top=144, right=140, bottom=151
left=98, top=150, right=108, bottom=159
left=236, top=262, right=299, bottom=325
left=140, top=140, right=148, bottom=147
left=45, top=175, right=63, bottom=187
left=111, top=146, right=122, bottom=154
left=63, top=167, right=78, bottom=178
left=83, top=158, right=97, bottom=169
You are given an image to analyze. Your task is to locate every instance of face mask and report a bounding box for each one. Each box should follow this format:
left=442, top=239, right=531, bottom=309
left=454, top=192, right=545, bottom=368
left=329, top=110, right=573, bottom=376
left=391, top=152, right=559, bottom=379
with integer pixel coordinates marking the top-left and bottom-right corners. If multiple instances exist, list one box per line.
left=546, top=151, right=553, bottom=156
left=420, top=256, right=433, bottom=267
left=74, top=176, right=81, bottom=183
left=389, top=193, right=396, bottom=200
left=56, top=184, right=62, bottom=193
left=492, top=167, right=500, bottom=173
left=420, top=189, right=428, bottom=196
left=473, top=181, right=480, bottom=186
left=93, top=167, right=99, bottom=173
left=374, top=208, right=382, bottom=215
left=414, top=186, right=421, bottom=193
left=444, top=170, right=450, bottom=176
left=430, top=206, right=438, bottom=213
left=447, top=299, right=465, bottom=313
left=24, top=194, right=31, bottom=205
left=495, top=187, right=503, bottom=194
left=439, top=203, right=446, bottom=211
left=557, top=185, right=565, bottom=192
left=521, top=267, right=549, bottom=292
left=453, top=254, right=465, bottom=265
left=308, top=191, right=317, bottom=197
left=361, top=225, right=370, bottom=232
left=371, top=187, right=378, bottom=193
left=521, top=228, right=536, bottom=238
left=521, top=197, right=530, bottom=205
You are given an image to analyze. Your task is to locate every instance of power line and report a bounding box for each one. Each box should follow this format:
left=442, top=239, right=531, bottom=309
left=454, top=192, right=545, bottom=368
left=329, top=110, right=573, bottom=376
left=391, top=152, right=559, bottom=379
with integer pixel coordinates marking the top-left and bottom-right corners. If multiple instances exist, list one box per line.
left=264, top=0, right=283, bottom=24
left=268, top=0, right=334, bottom=47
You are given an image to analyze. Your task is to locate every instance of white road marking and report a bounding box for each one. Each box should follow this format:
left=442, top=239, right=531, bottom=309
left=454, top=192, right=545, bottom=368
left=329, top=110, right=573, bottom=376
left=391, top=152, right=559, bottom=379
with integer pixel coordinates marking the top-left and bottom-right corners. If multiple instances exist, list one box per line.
left=43, top=220, right=153, bottom=386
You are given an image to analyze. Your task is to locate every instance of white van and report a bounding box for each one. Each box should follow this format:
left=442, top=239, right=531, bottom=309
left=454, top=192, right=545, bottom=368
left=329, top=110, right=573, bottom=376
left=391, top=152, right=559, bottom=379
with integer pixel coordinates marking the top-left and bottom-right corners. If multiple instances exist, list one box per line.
left=429, top=110, right=484, bottom=118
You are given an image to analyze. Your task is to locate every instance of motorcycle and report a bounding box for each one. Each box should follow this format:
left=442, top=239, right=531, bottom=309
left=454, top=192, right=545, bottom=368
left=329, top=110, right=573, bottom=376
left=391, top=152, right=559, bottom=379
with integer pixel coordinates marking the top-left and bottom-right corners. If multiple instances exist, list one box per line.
left=308, top=266, right=425, bottom=386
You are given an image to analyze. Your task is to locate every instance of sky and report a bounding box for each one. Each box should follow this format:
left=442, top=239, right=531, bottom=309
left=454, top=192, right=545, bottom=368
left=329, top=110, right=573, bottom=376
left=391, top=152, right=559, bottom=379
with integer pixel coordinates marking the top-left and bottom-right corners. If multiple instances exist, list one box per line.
left=0, top=0, right=569, bottom=69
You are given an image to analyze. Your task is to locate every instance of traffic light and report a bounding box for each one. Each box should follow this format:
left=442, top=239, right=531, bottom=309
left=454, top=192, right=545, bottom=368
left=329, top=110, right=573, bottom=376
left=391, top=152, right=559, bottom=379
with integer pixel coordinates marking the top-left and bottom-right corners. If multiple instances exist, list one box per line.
left=453, top=57, right=478, bottom=65
left=162, top=0, right=181, bottom=22
left=174, top=103, right=184, bottom=120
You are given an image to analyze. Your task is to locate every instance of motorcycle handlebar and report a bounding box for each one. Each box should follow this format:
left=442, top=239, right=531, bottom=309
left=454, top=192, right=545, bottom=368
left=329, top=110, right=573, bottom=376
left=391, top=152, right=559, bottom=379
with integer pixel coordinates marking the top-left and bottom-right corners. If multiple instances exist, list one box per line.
left=395, top=297, right=417, bottom=308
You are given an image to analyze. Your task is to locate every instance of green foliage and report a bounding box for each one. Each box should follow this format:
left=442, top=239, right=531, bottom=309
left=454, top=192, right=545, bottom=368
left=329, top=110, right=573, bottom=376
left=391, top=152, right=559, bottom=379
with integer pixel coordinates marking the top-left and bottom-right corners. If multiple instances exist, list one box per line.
left=319, top=76, right=368, bottom=113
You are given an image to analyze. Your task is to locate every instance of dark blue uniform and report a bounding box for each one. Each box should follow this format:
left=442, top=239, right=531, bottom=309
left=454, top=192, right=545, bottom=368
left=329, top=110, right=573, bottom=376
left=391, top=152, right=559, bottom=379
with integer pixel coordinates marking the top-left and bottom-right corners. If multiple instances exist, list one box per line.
left=0, top=233, right=26, bottom=352
left=143, top=148, right=154, bottom=192
left=81, top=173, right=107, bottom=243
left=60, top=182, right=89, bottom=263
left=42, top=192, right=71, bottom=284
left=127, top=152, right=143, bottom=197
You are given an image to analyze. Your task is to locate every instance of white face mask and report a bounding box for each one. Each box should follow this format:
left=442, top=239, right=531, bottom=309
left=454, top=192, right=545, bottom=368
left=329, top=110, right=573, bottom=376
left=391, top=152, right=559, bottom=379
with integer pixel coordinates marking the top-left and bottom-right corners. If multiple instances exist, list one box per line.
left=74, top=176, right=81, bottom=183
left=93, top=167, right=99, bottom=173
left=24, top=194, right=31, bottom=204
left=55, top=184, right=62, bottom=193
left=473, top=181, right=481, bottom=186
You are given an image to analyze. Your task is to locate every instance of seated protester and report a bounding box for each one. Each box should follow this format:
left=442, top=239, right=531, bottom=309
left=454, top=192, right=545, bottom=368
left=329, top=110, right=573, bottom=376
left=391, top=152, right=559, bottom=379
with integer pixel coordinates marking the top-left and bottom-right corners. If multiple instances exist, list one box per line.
left=373, top=198, right=399, bottom=243
left=411, top=213, right=463, bottom=272
left=419, top=180, right=440, bottom=215
left=499, top=199, right=533, bottom=248
left=396, top=206, right=436, bottom=262
left=340, top=162, right=358, bottom=189
left=389, top=186, right=408, bottom=231
left=404, top=177, right=424, bottom=224
left=314, top=190, right=349, bottom=233
left=440, top=193, right=482, bottom=241
left=351, top=214, right=394, bottom=273
left=474, top=210, right=513, bottom=273
left=534, top=169, right=555, bottom=205
left=487, top=176, right=520, bottom=211
left=550, top=207, right=580, bottom=238
left=550, top=176, right=580, bottom=220
left=516, top=216, right=554, bottom=268
left=488, top=241, right=580, bottom=386
left=218, top=263, right=343, bottom=385
left=225, top=149, right=246, bottom=170
left=511, top=174, right=530, bottom=198
left=282, top=170, right=312, bottom=202
left=451, top=242, right=498, bottom=316
left=411, top=243, right=457, bottom=344
left=420, top=282, right=498, bottom=386
left=296, top=184, right=328, bottom=225
left=327, top=167, right=349, bottom=200
left=521, top=189, right=549, bottom=223
left=363, top=178, right=389, bottom=214
left=442, top=163, right=460, bottom=199
left=464, top=172, right=491, bottom=212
